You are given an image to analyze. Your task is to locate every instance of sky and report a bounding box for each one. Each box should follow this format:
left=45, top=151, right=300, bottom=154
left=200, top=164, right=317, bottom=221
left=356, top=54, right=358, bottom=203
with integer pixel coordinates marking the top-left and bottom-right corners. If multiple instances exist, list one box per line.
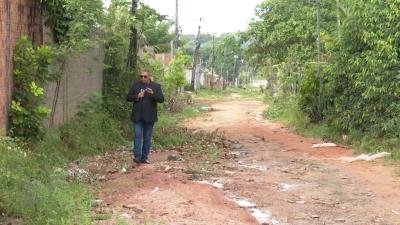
left=104, top=0, right=263, bottom=35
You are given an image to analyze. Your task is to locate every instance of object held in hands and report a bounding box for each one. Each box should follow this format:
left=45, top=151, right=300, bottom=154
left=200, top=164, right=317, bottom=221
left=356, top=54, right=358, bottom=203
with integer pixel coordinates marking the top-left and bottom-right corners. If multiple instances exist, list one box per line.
left=145, top=88, right=153, bottom=94
left=138, top=89, right=145, bottom=98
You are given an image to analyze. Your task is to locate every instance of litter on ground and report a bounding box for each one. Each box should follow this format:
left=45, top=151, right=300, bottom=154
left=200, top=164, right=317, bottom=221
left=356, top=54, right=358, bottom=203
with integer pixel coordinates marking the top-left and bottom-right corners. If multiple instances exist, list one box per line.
left=339, top=152, right=391, bottom=163
left=312, top=142, right=337, bottom=148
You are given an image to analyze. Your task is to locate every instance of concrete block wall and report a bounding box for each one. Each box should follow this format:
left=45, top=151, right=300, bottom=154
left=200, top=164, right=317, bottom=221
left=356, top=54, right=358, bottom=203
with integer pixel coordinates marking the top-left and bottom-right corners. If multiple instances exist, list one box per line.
left=0, top=0, right=42, bottom=134
left=44, top=42, right=105, bottom=126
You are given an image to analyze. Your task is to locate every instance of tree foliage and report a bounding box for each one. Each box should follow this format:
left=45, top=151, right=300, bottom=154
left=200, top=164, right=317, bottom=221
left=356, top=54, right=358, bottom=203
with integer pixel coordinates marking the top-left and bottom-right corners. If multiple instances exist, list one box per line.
left=244, top=0, right=400, bottom=137
left=182, top=33, right=245, bottom=83
left=164, top=51, right=191, bottom=94
left=41, top=0, right=103, bottom=49
left=326, top=0, right=400, bottom=136
left=103, top=0, right=173, bottom=120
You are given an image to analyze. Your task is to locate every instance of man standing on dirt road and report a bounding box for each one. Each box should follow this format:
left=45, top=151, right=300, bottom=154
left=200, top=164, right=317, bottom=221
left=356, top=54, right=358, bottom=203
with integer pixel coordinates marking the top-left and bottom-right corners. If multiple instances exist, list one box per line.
left=127, top=69, right=164, bottom=164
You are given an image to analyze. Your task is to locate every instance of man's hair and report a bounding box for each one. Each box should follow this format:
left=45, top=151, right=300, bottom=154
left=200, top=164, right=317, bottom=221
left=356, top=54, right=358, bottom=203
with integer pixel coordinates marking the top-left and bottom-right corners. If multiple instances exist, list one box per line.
left=140, top=68, right=151, bottom=76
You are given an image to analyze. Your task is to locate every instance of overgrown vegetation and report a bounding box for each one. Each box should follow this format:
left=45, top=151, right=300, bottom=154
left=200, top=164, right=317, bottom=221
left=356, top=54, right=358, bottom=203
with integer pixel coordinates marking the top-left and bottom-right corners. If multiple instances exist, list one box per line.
left=264, top=94, right=400, bottom=160
left=153, top=107, right=201, bottom=149
left=0, top=137, right=92, bottom=224
left=246, top=0, right=400, bottom=157
left=3, top=1, right=202, bottom=223
left=3, top=0, right=114, bottom=223
left=1, top=93, right=125, bottom=224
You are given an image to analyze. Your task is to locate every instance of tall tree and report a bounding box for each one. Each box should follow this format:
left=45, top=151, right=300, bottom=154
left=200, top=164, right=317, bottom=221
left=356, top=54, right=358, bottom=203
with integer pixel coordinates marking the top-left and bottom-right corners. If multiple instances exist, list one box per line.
left=126, top=0, right=138, bottom=76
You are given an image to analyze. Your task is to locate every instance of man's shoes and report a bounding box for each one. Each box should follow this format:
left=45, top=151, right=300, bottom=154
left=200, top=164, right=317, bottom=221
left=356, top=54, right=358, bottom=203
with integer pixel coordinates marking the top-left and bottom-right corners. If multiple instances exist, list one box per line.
left=140, top=159, right=150, bottom=164
left=133, top=158, right=141, bottom=163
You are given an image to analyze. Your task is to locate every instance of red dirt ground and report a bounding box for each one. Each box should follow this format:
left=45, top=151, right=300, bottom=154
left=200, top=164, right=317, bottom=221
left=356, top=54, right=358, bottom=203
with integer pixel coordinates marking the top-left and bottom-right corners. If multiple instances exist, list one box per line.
left=97, top=97, right=400, bottom=225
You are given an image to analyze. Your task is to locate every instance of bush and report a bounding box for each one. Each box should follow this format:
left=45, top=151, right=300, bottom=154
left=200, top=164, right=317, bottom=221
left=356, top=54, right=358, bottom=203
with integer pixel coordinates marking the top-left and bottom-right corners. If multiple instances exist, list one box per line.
left=10, top=36, right=56, bottom=141
left=325, top=0, right=400, bottom=137
left=265, top=95, right=310, bottom=129
left=58, top=93, right=126, bottom=160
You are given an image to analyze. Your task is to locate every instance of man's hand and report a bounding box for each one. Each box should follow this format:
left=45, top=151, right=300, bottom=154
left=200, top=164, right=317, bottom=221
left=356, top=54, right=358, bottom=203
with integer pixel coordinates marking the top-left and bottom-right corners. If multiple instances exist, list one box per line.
left=145, top=88, right=153, bottom=95
left=138, top=89, right=145, bottom=98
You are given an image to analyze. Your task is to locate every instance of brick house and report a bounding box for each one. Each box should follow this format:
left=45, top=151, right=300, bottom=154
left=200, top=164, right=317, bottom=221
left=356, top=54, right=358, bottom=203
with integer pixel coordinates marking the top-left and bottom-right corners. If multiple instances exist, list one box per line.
left=0, top=0, right=43, bottom=134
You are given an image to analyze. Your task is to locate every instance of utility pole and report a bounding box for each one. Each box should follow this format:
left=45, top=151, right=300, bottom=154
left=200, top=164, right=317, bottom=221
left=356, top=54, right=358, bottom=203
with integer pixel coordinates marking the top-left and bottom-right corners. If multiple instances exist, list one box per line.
left=233, top=55, right=238, bottom=88
left=126, top=0, right=138, bottom=77
left=316, top=0, right=322, bottom=115
left=222, top=47, right=226, bottom=90
left=336, top=0, right=341, bottom=40
left=211, top=35, right=215, bottom=89
left=173, top=0, right=179, bottom=55
left=191, top=18, right=202, bottom=90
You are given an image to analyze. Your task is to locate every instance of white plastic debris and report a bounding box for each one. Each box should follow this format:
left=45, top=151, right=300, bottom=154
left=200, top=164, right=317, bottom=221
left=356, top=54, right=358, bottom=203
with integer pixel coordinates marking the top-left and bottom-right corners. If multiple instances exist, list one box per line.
left=197, top=180, right=224, bottom=189
left=151, top=187, right=159, bottom=193
left=312, top=142, right=337, bottom=148
left=339, top=152, right=391, bottom=163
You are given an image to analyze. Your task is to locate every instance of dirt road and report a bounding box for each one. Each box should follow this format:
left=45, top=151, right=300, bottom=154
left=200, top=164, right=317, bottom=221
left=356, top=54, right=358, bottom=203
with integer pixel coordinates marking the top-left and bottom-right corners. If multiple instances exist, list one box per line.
left=97, top=97, right=400, bottom=225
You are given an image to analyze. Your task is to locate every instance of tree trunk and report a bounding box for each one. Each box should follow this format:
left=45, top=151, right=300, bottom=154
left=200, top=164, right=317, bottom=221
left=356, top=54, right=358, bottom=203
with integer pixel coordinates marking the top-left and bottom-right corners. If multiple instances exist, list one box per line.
left=126, top=0, right=138, bottom=78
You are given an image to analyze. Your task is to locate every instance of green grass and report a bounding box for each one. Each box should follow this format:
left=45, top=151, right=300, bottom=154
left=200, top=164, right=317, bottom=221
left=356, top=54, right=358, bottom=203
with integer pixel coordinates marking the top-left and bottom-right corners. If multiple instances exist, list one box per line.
left=195, top=87, right=263, bottom=100
left=0, top=96, right=127, bottom=225
left=0, top=137, right=93, bottom=225
left=264, top=95, right=400, bottom=162
left=153, top=107, right=202, bottom=149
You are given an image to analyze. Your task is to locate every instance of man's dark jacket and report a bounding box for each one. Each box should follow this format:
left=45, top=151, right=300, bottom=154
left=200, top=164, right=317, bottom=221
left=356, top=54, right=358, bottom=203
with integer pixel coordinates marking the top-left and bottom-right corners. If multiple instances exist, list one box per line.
left=126, top=81, right=164, bottom=122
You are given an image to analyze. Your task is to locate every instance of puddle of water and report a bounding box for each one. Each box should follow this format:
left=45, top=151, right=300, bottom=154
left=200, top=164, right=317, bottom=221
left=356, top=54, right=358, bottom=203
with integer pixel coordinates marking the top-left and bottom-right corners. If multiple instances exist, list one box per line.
left=199, top=181, right=287, bottom=224
left=278, top=183, right=298, bottom=192
left=238, top=161, right=268, bottom=171
left=231, top=198, right=256, bottom=208
left=229, top=194, right=286, bottom=225
left=250, top=208, right=279, bottom=224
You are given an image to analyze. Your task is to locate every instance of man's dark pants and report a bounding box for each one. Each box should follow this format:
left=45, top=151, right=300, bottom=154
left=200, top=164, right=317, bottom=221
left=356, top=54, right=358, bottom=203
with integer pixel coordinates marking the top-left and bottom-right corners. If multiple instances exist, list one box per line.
left=133, top=121, right=154, bottom=162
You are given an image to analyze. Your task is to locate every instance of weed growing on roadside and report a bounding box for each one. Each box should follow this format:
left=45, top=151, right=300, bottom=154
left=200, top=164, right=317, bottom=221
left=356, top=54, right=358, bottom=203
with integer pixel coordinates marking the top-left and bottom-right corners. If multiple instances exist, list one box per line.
left=0, top=137, right=92, bottom=225
left=264, top=94, right=399, bottom=162
left=1, top=94, right=127, bottom=224
left=153, top=107, right=202, bottom=149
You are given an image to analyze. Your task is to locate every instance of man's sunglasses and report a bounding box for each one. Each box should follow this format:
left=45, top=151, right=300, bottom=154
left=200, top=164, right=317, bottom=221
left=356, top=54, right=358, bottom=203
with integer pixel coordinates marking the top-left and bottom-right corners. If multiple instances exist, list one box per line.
left=140, top=75, right=148, bottom=78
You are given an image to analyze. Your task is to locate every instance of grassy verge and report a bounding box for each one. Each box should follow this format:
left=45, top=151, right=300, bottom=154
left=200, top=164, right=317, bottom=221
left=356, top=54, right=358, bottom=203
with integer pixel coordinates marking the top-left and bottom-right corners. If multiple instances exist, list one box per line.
left=152, top=106, right=202, bottom=149
left=0, top=96, right=126, bottom=225
left=195, top=87, right=263, bottom=100
left=264, top=95, right=400, bottom=161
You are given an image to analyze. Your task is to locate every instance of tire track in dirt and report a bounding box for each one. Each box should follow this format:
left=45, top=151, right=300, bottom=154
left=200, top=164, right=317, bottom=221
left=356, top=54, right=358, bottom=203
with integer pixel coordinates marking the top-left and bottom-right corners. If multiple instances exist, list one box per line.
left=182, top=98, right=400, bottom=225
